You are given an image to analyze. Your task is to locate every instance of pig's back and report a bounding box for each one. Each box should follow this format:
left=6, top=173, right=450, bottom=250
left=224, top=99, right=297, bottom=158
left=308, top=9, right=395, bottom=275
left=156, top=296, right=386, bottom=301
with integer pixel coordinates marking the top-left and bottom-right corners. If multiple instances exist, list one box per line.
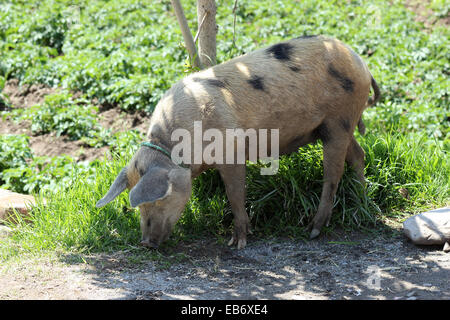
left=181, top=36, right=370, bottom=131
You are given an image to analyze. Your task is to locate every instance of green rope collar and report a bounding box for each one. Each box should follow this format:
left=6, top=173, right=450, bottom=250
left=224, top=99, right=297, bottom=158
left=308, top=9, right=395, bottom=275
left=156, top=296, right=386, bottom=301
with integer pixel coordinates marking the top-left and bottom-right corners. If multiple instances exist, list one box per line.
left=140, top=142, right=189, bottom=169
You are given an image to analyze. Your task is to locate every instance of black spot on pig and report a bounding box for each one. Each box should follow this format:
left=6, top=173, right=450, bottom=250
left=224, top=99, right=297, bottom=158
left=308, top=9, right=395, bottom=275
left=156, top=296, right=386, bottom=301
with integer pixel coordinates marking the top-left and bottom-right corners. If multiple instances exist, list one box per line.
left=328, top=65, right=354, bottom=92
left=313, top=122, right=331, bottom=144
left=247, top=75, right=265, bottom=90
left=135, top=161, right=146, bottom=177
left=289, top=66, right=300, bottom=72
left=193, top=78, right=227, bottom=89
left=340, top=117, right=351, bottom=132
left=296, top=35, right=318, bottom=39
left=205, top=79, right=227, bottom=88
left=284, top=135, right=309, bottom=154
left=267, top=43, right=293, bottom=61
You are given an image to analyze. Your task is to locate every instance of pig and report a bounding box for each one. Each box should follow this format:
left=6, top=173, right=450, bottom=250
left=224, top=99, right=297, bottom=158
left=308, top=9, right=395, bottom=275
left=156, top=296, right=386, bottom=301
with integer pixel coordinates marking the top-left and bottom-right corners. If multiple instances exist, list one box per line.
left=96, top=35, right=380, bottom=249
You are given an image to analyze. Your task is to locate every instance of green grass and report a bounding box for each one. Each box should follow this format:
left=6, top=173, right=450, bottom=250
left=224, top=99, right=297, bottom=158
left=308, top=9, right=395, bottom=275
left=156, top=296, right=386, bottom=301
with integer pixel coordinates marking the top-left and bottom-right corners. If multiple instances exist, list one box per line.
left=3, top=148, right=139, bottom=256
left=0, top=0, right=449, bottom=260
left=2, top=129, right=447, bottom=260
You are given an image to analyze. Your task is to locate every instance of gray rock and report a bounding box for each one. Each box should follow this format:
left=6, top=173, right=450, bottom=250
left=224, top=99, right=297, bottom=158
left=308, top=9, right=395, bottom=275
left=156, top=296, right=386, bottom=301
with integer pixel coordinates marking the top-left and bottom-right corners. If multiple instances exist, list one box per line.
left=403, top=207, right=450, bottom=246
left=0, top=224, right=12, bottom=237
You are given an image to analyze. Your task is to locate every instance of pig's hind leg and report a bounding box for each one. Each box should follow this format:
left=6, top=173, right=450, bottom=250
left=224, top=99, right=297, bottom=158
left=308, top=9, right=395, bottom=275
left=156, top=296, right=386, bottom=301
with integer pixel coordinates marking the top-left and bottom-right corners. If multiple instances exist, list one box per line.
left=345, top=136, right=366, bottom=187
left=308, top=121, right=351, bottom=239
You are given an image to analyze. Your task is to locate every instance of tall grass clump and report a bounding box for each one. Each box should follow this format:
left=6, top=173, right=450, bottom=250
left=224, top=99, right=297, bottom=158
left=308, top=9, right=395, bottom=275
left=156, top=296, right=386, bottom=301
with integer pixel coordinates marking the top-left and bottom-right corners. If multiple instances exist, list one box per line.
left=362, top=132, right=449, bottom=214
left=2, top=131, right=447, bottom=258
left=2, top=147, right=140, bottom=258
left=180, top=131, right=448, bottom=238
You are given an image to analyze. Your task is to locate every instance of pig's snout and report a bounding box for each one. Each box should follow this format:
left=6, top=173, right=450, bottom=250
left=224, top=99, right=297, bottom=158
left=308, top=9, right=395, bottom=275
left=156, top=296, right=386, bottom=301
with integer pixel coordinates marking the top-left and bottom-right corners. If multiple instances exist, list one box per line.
left=140, top=215, right=176, bottom=249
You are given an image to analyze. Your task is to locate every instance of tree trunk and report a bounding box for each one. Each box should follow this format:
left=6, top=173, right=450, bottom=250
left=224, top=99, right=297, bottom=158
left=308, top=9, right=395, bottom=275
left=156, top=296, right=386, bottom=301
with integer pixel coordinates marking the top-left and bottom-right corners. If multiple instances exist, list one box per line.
left=196, top=0, right=217, bottom=67
left=170, top=0, right=202, bottom=69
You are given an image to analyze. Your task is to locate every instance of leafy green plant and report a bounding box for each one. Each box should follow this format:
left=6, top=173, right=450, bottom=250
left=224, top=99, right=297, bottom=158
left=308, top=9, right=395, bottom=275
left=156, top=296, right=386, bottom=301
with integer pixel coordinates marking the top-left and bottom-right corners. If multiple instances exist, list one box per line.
left=8, top=91, right=99, bottom=140
left=0, top=134, right=97, bottom=194
left=1, top=155, right=97, bottom=194
left=0, top=76, right=10, bottom=110
left=30, top=11, right=69, bottom=54
left=81, top=127, right=143, bottom=155
left=0, top=134, right=32, bottom=175
left=1, top=0, right=448, bottom=133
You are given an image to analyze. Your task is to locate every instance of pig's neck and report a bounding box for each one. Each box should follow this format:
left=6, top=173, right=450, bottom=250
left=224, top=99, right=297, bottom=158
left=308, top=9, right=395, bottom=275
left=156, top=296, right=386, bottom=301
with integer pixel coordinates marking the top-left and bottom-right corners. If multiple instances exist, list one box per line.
left=146, top=122, right=200, bottom=173
left=146, top=123, right=208, bottom=178
left=146, top=123, right=175, bottom=152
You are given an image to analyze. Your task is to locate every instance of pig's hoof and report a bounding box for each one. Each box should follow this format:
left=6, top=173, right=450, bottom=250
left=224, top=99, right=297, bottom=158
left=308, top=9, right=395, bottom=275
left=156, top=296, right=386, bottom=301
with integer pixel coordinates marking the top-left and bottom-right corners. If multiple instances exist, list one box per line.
left=227, top=236, right=247, bottom=249
left=141, top=240, right=158, bottom=249
left=444, top=242, right=450, bottom=253
left=309, top=228, right=321, bottom=240
left=237, top=238, right=247, bottom=250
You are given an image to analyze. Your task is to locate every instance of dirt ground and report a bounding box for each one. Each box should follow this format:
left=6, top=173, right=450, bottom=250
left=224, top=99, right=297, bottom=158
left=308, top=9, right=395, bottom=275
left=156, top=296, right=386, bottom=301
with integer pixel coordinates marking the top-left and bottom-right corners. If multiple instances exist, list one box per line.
left=0, top=229, right=449, bottom=300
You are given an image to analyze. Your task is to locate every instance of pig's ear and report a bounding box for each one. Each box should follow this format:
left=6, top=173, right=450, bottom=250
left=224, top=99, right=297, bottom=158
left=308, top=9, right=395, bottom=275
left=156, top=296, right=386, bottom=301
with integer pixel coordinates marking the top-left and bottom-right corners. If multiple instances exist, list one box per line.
left=96, top=167, right=129, bottom=208
left=129, top=167, right=172, bottom=208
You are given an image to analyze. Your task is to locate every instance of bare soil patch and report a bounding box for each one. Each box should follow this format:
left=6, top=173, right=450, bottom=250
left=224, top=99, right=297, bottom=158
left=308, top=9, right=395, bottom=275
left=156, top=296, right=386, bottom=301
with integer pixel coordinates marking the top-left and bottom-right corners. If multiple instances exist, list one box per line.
left=2, top=79, right=58, bottom=110
left=29, top=134, right=109, bottom=162
left=404, top=0, right=449, bottom=29
left=1, top=79, right=147, bottom=162
left=1, top=229, right=448, bottom=300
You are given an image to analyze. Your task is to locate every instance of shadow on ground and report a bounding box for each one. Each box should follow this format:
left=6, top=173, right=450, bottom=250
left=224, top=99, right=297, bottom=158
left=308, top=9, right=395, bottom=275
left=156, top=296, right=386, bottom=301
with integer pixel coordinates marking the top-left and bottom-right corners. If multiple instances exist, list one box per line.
left=58, top=228, right=450, bottom=300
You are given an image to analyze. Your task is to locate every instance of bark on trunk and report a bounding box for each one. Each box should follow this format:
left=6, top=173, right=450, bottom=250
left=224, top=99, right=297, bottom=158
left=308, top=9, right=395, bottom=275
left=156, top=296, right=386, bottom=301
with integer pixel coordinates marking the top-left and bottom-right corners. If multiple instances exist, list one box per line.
left=170, top=0, right=202, bottom=69
left=196, top=0, right=217, bottom=68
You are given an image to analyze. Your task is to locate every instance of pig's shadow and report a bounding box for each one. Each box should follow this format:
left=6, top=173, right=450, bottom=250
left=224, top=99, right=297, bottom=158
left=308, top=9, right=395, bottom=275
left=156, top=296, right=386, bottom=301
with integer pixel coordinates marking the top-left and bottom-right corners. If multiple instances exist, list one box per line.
left=59, top=229, right=450, bottom=300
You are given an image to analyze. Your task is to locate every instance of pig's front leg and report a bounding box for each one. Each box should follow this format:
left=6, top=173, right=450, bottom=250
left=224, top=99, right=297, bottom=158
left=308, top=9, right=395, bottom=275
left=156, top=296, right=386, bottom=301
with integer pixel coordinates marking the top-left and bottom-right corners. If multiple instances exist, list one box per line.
left=218, top=164, right=251, bottom=249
